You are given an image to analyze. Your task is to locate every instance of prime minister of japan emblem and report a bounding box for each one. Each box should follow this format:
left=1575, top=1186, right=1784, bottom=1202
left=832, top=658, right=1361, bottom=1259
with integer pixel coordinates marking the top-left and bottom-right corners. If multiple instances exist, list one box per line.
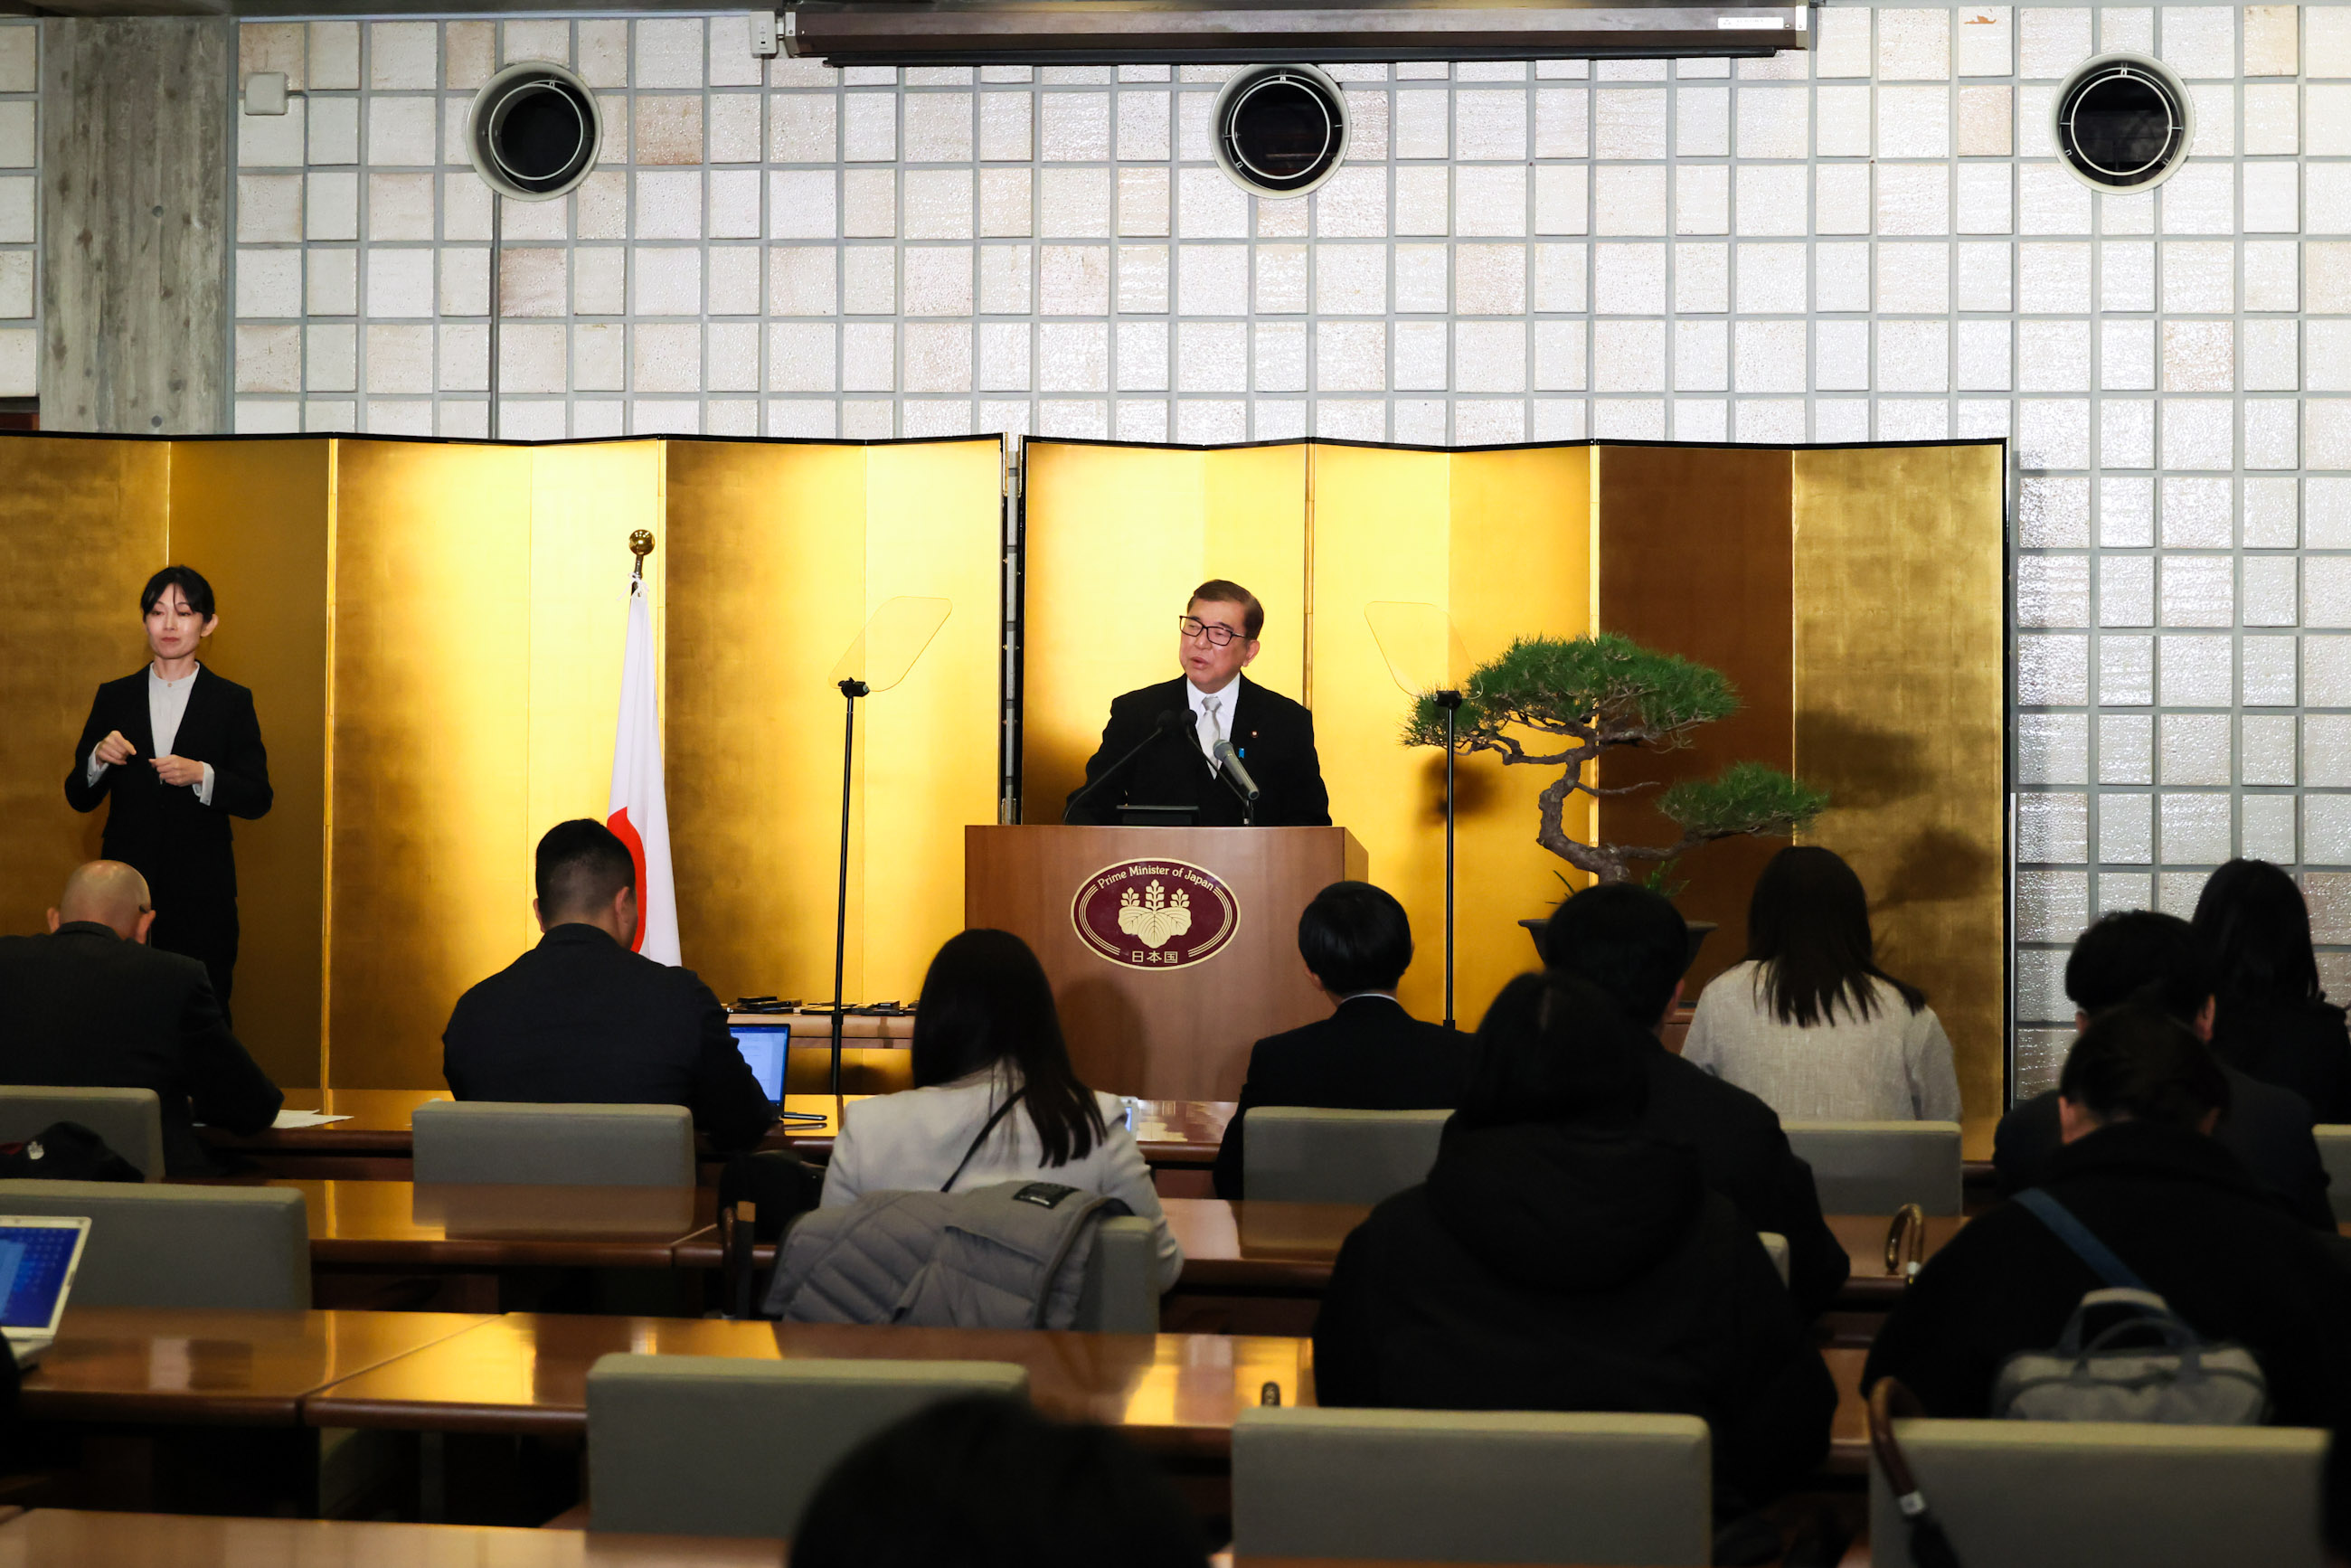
left=1072, top=859, right=1240, bottom=969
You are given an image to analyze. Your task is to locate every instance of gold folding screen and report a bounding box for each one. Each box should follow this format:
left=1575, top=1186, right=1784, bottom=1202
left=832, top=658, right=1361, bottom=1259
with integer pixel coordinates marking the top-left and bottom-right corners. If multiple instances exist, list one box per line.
left=0, top=432, right=1997, bottom=1122
left=1793, top=446, right=2007, bottom=1147
left=1021, top=438, right=2006, bottom=1137
left=0, top=433, right=1002, bottom=1091
left=666, top=438, right=1006, bottom=1015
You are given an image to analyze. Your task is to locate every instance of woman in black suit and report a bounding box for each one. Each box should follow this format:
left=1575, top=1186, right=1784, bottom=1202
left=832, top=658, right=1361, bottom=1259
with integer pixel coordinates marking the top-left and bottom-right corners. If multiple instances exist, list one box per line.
left=2193, top=858, right=2351, bottom=1122
left=63, top=566, right=271, bottom=1015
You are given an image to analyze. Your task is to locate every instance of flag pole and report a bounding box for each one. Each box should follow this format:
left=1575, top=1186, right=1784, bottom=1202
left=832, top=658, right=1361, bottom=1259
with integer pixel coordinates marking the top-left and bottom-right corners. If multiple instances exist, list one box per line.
left=828, top=677, right=869, bottom=1095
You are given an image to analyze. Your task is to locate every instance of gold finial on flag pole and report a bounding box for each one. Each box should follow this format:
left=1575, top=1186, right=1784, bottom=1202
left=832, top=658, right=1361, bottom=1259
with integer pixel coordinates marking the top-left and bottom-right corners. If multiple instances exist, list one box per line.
left=629, top=529, right=655, bottom=581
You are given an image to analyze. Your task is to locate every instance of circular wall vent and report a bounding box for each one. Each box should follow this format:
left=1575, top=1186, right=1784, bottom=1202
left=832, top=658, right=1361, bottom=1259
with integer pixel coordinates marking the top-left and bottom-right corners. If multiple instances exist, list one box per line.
left=2052, top=52, right=2194, bottom=192
left=467, top=61, right=603, bottom=202
left=1212, top=65, right=1349, bottom=200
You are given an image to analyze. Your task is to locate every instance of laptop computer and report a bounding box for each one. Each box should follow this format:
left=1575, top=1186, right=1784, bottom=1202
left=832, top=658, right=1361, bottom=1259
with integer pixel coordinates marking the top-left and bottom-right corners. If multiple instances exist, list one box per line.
left=730, top=1024, right=788, bottom=1107
left=0, top=1215, right=90, bottom=1369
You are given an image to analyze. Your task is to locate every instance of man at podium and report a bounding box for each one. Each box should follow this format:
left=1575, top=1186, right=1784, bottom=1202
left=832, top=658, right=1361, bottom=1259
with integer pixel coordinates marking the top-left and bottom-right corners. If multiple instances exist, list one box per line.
left=1066, top=580, right=1330, bottom=828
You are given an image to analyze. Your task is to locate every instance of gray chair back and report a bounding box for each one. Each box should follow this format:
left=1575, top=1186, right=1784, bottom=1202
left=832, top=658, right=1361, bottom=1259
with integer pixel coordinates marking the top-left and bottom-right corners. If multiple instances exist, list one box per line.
left=0, top=1179, right=308, bottom=1309
left=1233, top=1407, right=1710, bottom=1565
left=2313, top=1125, right=2351, bottom=1221
left=1242, top=1108, right=1449, bottom=1204
left=587, top=1354, right=1027, bottom=1537
left=1782, top=1119, right=1962, bottom=1214
left=0, top=1087, right=165, bottom=1180
left=411, top=1100, right=694, bottom=1185
left=1073, top=1214, right=1157, bottom=1332
left=1756, top=1231, right=1789, bottom=1289
left=1869, top=1417, right=2327, bottom=1568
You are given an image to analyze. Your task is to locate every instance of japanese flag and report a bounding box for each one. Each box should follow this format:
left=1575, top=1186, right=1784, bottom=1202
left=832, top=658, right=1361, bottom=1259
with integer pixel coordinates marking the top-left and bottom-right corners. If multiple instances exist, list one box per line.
left=607, top=575, right=680, bottom=965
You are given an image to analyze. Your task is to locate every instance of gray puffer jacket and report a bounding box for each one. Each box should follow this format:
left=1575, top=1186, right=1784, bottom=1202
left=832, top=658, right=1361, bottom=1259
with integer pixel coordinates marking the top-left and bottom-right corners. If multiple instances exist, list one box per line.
left=763, top=1178, right=1132, bottom=1329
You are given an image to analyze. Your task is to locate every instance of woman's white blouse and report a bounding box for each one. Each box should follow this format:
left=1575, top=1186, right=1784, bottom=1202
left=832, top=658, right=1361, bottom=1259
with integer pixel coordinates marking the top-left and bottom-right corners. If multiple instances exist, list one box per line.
left=820, top=1068, right=1185, bottom=1292
left=1682, top=960, right=1963, bottom=1123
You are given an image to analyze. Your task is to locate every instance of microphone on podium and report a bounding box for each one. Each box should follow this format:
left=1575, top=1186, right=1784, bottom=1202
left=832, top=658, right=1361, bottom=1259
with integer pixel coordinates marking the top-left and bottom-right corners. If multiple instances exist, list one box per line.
left=1062, top=708, right=1192, bottom=824
left=1212, top=739, right=1260, bottom=805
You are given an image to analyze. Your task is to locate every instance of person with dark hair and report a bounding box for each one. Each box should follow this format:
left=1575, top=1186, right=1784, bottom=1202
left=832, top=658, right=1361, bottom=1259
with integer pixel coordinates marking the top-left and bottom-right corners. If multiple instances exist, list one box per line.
left=1064, top=579, right=1330, bottom=827
left=439, top=819, right=773, bottom=1150
left=822, top=929, right=1181, bottom=1289
left=1683, top=846, right=1959, bottom=1121
left=2194, top=858, right=2351, bottom=1122
left=1313, top=970, right=1836, bottom=1517
left=1543, top=882, right=1849, bottom=1318
left=1993, top=909, right=2333, bottom=1228
left=791, top=1394, right=1210, bottom=1568
left=1865, top=1005, right=2351, bottom=1482
left=1211, top=882, right=1468, bottom=1198
left=63, top=565, right=272, bottom=1016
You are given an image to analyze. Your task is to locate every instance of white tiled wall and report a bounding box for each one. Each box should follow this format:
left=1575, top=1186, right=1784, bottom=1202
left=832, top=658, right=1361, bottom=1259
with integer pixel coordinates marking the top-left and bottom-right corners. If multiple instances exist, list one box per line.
left=223, top=6, right=2351, bottom=1094
left=0, top=24, right=38, bottom=398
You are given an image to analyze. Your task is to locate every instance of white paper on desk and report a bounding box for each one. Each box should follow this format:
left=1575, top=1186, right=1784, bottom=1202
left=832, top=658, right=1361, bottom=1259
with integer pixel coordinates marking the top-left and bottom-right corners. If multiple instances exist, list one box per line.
left=271, top=1110, right=354, bottom=1129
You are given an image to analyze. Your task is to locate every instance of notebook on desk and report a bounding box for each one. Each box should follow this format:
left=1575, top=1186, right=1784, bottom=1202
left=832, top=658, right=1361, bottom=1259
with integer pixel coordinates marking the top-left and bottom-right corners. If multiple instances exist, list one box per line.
left=0, top=1215, right=90, bottom=1368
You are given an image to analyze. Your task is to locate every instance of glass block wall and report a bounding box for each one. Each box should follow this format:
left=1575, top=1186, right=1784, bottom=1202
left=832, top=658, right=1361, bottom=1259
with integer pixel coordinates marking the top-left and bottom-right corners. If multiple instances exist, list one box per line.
left=219, top=5, right=2351, bottom=1097
left=0, top=24, right=38, bottom=399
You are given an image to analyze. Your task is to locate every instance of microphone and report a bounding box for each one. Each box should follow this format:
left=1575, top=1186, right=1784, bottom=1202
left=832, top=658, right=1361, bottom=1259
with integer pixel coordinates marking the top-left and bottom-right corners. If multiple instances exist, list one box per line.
left=1062, top=709, right=1192, bottom=824
left=1212, top=739, right=1260, bottom=804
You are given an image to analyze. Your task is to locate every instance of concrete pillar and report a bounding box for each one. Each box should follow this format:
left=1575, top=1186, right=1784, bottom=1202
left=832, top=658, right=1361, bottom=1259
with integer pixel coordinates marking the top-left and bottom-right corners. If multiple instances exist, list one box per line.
left=41, top=18, right=231, bottom=433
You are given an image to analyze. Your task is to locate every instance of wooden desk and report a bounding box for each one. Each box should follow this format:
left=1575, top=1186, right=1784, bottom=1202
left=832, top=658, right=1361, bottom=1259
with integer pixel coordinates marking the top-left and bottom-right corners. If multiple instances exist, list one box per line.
left=207, top=1092, right=1232, bottom=1176
left=302, top=1315, right=1313, bottom=1459
left=1825, top=1345, right=1867, bottom=1474
left=21, top=1307, right=487, bottom=1426
left=1160, top=1202, right=1964, bottom=1308
left=0, top=1511, right=786, bottom=1567
left=265, top=1180, right=719, bottom=1270
left=0, top=1513, right=1659, bottom=1568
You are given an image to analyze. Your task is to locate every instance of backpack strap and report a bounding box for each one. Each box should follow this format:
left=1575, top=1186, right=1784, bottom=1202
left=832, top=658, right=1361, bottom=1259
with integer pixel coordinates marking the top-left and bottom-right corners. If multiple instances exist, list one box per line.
left=2013, top=1188, right=2150, bottom=1292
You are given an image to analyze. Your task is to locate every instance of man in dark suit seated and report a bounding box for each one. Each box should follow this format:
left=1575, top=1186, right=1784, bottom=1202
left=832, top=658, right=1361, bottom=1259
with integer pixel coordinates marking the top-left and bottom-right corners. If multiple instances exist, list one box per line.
left=1544, top=883, right=1851, bottom=1319
left=1065, top=579, right=1331, bottom=828
left=1213, top=883, right=1468, bottom=1198
left=1995, top=909, right=2333, bottom=1229
left=0, top=861, right=281, bottom=1176
left=441, top=819, right=775, bottom=1153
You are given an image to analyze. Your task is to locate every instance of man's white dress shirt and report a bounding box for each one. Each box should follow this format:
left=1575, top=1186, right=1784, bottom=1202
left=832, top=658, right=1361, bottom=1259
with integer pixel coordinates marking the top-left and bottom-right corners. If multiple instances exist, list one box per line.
left=86, top=665, right=216, bottom=806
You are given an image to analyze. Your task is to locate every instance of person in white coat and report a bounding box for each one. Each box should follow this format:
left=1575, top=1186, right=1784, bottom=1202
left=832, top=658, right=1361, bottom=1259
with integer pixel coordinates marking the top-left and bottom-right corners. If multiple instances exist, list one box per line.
left=1683, top=846, right=1961, bottom=1124
left=821, top=928, right=1185, bottom=1292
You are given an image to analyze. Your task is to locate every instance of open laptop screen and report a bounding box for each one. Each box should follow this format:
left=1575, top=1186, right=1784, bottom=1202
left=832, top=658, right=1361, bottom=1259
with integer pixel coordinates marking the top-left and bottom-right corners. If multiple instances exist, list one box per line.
left=0, top=1219, right=88, bottom=1333
left=730, top=1025, right=788, bottom=1106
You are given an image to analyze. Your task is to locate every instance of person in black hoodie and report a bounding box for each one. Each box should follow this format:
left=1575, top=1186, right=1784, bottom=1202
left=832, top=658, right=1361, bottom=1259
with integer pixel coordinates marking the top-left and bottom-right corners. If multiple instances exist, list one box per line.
left=1544, top=883, right=1850, bottom=1318
left=1312, top=970, right=1836, bottom=1516
left=2192, top=858, right=2351, bottom=1124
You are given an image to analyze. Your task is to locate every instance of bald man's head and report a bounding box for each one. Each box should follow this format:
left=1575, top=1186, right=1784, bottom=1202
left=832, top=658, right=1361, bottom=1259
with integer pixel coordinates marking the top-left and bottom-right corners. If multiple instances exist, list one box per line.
left=50, top=862, right=156, bottom=942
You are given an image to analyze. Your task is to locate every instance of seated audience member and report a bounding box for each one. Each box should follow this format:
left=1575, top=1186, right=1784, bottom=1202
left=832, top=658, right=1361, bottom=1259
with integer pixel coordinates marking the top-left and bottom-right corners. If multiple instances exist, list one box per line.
left=822, top=929, right=1183, bottom=1290
left=791, top=1394, right=1209, bottom=1568
left=1213, top=881, right=1470, bottom=1198
left=1994, top=910, right=2332, bottom=1228
left=0, top=861, right=280, bottom=1176
left=1313, top=971, right=1836, bottom=1516
left=441, top=819, right=773, bottom=1152
left=2194, top=858, right=2351, bottom=1124
left=1544, top=883, right=1849, bottom=1317
left=1866, top=1005, right=2351, bottom=1444
left=1682, top=846, right=1961, bottom=1122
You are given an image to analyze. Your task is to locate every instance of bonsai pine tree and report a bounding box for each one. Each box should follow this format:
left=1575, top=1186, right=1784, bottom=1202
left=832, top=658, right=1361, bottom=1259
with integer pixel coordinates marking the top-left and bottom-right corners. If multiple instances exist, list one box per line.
left=1404, top=633, right=1827, bottom=888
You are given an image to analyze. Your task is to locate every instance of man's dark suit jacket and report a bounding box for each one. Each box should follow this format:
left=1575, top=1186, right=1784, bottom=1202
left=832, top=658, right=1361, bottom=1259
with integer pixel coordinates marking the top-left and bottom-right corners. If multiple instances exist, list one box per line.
left=1995, top=1066, right=2334, bottom=1229
left=1213, top=995, right=1470, bottom=1198
left=1639, top=1044, right=1852, bottom=1319
left=0, top=922, right=282, bottom=1176
left=1067, top=674, right=1331, bottom=827
left=63, top=666, right=272, bottom=907
left=441, top=923, right=777, bottom=1153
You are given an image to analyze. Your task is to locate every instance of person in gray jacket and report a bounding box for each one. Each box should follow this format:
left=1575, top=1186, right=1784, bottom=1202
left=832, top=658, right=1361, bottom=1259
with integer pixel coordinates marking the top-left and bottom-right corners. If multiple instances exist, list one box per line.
left=821, top=929, right=1182, bottom=1291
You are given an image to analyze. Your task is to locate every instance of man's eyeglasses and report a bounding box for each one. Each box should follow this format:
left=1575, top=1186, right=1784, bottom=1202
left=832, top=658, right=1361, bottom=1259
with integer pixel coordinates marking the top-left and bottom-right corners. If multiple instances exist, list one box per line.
left=1178, top=615, right=1243, bottom=647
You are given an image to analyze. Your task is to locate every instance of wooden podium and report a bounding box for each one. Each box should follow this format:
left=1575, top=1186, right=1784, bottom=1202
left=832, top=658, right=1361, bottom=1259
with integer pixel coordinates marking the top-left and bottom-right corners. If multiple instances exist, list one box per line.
left=966, top=826, right=1367, bottom=1100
